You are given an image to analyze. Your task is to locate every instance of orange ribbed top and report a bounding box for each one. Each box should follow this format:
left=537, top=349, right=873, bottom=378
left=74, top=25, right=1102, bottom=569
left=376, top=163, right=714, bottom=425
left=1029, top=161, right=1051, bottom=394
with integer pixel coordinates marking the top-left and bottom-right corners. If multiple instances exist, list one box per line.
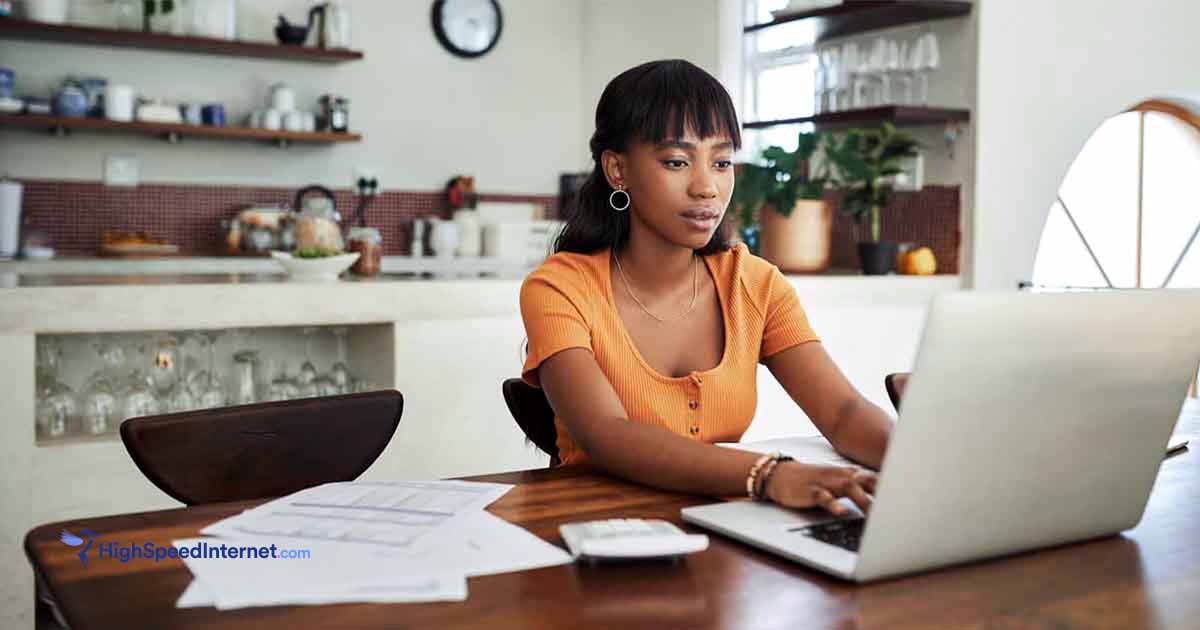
left=519, top=243, right=820, bottom=465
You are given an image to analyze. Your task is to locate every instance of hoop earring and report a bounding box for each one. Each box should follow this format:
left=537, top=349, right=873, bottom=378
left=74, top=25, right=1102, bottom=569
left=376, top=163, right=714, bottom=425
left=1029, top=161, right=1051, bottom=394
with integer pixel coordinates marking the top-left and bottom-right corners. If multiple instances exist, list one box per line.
left=609, top=188, right=630, bottom=212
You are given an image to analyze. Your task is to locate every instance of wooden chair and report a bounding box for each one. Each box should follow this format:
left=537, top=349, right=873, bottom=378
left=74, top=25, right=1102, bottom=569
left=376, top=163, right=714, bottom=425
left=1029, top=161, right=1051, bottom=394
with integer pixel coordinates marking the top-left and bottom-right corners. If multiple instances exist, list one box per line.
left=885, top=372, right=910, bottom=411
left=501, top=378, right=560, bottom=467
left=119, top=390, right=403, bottom=505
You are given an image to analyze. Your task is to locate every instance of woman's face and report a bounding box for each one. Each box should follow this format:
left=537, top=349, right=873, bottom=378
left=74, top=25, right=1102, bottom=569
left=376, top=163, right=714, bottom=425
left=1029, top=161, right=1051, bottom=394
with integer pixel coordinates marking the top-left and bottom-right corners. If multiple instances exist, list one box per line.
left=603, top=129, right=735, bottom=251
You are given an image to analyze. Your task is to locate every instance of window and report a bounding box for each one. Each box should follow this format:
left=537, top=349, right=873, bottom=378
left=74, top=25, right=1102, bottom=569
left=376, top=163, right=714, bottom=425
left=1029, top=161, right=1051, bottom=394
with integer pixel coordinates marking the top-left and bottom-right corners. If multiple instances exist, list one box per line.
left=1032, top=100, right=1200, bottom=289
left=741, top=0, right=816, bottom=158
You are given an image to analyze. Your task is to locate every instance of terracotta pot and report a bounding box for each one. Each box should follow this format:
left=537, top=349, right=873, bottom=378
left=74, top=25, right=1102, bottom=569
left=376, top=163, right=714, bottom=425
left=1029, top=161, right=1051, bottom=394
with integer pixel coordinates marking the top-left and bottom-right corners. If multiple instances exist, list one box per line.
left=759, top=200, right=832, bottom=273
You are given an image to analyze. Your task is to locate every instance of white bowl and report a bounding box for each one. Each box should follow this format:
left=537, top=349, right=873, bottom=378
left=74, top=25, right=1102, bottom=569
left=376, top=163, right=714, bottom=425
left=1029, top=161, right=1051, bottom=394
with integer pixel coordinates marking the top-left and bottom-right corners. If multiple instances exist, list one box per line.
left=270, top=251, right=360, bottom=281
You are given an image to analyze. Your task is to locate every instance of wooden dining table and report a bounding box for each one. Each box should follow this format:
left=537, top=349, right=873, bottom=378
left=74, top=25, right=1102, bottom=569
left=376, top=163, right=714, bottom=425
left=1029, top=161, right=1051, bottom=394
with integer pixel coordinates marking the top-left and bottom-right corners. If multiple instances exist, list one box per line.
left=25, top=413, right=1200, bottom=630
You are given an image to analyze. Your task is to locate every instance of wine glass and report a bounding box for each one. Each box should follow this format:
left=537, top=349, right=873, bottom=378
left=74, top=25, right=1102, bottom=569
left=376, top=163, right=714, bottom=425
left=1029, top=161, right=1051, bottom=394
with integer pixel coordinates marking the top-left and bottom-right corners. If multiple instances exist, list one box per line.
left=190, top=331, right=227, bottom=409
left=119, top=339, right=161, bottom=420
left=330, top=327, right=352, bottom=394
left=297, top=327, right=319, bottom=388
left=35, top=339, right=77, bottom=438
left=78, top=338, right=127, bottom=435
left=265, top=359, right=301, bottom=401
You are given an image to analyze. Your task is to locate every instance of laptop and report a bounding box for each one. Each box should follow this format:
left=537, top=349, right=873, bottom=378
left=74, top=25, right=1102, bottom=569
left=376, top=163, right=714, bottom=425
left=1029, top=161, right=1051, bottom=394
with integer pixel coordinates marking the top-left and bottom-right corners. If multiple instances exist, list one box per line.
left=682, top=290, right=1200, bottom=582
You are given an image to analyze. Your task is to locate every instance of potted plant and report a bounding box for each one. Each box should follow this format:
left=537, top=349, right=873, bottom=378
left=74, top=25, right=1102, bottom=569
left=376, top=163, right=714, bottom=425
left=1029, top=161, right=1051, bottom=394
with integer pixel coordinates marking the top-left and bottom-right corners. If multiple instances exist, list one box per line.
left=732, top=131, right=833, bottom=272
left=825, top=123, right=921, bottom=275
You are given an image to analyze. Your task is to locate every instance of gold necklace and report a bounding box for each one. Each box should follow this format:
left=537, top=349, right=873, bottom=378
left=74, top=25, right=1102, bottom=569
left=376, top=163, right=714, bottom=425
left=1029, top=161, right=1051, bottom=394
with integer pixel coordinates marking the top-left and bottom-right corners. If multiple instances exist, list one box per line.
left=614, top=251, right=699, bottom=323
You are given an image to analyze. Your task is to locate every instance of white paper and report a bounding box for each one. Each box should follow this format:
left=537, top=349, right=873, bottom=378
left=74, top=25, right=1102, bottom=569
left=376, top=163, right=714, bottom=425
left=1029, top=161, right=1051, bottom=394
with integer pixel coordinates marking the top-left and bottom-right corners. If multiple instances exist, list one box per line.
left=174, top=535, right=467, bottom=610
left=721, top=434, right=868, bottom=470
left=201, top=480, right=513, bottom=551
left=174, top=480, right=570, bottom=610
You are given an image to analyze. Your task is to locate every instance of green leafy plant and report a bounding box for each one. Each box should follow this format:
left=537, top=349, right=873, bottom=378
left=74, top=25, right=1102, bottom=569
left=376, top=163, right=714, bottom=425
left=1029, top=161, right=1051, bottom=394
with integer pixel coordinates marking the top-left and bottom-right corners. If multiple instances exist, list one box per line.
left=823, top=123, right=921, bottom=243
left=731, top=131, right=831, bottom=239
left=292, top=247, right=342, bottom=259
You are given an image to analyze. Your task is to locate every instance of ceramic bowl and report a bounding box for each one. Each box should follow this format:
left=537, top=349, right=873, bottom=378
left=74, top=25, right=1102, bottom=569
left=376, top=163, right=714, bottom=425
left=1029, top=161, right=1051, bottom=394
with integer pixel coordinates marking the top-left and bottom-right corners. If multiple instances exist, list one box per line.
left=270, top=250, right=360, bottom=281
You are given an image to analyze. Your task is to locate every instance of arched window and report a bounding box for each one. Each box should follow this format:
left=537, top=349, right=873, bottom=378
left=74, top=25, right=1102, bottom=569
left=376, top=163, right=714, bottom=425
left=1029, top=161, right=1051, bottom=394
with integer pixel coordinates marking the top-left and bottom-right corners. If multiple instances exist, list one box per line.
left=1032, top=98, right=1200, bottom=289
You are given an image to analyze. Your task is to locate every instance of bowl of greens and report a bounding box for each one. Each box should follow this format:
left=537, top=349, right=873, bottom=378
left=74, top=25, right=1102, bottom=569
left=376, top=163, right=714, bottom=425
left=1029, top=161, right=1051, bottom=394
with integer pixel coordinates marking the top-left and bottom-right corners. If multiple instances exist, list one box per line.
left=270, top=248, right=360, bottom=281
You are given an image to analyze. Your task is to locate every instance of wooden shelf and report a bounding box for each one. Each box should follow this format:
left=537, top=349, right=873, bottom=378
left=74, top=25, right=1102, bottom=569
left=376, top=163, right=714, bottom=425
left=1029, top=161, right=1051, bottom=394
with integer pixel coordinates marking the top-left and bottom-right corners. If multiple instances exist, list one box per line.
left=0, top=113, right=362, bottom=146
left=0, top=18, right=363, bottom=63
left=743, top=106, right=969, bottom=130
left=744, top=1, right=971, bottom=43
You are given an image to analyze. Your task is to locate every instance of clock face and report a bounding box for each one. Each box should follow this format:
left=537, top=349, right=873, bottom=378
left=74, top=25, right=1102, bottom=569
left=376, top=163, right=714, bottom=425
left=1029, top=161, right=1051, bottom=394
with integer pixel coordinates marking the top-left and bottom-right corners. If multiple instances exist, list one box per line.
left=432, top=0, right=503, bottom=59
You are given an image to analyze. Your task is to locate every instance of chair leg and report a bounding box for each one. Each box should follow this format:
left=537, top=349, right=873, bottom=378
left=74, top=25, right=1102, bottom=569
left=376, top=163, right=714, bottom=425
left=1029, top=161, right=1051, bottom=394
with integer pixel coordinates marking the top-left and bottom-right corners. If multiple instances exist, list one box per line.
left=34, top=568, right=69, bottom=630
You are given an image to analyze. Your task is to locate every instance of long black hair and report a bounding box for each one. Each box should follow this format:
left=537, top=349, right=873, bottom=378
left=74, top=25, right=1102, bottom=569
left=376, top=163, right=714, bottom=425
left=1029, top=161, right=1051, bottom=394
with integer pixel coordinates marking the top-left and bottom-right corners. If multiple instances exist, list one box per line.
left=554, top=59, right=742, bottom=256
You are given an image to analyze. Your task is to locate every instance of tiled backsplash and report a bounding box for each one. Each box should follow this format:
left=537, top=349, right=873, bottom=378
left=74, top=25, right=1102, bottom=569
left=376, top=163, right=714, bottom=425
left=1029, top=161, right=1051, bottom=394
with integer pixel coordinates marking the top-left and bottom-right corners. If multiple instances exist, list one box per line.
left=828, top=185, right=961, bottom=274
left=18, top=179, right=559, bottom=257
left=17, top=179, right=959, bottom=272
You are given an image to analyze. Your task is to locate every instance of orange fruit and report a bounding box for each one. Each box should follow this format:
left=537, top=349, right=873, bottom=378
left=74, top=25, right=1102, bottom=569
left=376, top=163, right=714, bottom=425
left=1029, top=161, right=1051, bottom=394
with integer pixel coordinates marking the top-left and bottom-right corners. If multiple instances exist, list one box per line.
left=906, top=247, right=937, bottom=275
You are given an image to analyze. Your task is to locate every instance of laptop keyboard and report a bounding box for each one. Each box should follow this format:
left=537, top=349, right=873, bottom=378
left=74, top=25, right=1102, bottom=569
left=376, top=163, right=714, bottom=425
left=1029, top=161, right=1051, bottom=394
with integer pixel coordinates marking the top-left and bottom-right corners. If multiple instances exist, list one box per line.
left=791, top=519, right=865, bottom=552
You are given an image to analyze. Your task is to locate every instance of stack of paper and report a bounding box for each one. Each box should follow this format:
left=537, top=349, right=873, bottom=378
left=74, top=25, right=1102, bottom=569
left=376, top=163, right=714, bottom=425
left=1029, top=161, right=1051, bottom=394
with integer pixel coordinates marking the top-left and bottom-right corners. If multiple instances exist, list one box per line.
left=174, top=480, right=572, bottom=609
left=721, top=434, right=868, bottom=470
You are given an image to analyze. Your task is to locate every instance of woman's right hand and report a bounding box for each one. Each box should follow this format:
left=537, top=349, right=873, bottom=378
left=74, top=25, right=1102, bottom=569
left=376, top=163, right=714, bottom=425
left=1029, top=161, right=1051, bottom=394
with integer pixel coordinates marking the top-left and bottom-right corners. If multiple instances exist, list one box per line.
left=764, top=461, right=877, bottom=516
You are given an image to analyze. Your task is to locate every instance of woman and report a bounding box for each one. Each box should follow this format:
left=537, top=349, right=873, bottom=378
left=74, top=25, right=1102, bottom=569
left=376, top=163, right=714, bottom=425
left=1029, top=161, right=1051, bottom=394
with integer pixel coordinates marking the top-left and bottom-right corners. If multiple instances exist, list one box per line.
left=520, top=60, right=893, bottom=516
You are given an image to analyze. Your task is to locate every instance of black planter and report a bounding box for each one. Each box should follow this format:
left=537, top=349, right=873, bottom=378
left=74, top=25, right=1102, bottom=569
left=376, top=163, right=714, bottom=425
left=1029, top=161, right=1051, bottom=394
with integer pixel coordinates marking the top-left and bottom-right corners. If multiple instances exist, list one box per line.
left=858, top=241, right=898, bottom=275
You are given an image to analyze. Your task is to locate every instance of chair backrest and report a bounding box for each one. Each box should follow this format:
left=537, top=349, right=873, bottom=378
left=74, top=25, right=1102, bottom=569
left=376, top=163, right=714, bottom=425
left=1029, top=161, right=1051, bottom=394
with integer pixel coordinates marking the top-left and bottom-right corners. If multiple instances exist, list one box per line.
left=501, top=378, right=559, bottom=466
left=120, top=390, right=403, bottom=505
left=885, top=372, right=909, bottom=411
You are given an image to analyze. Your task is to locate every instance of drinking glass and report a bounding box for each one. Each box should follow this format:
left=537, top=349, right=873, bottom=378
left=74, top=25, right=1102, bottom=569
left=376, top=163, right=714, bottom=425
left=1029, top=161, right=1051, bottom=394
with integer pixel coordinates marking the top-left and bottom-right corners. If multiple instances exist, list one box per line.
left=330, top=327, right=352, bottom=394
left=35, top=339, right=76, bottom=438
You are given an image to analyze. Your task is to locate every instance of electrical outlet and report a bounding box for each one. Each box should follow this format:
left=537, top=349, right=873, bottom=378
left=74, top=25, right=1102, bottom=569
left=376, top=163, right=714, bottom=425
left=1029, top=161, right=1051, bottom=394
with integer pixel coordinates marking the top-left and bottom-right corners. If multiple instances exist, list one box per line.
left=104, top=155, right=140, bottom=187
left=353, top=167, right=380, bottom=195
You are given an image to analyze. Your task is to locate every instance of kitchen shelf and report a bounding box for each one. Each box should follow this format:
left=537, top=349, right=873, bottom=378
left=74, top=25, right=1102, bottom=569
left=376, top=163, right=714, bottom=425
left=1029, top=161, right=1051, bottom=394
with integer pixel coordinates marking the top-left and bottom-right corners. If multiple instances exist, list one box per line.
left=0, top=18, right=364, bottom=63
left=744, top=1, right=971, bottom=42
left=0, top=113, right=362, bottom=146
left=743, top=105, right=969, bottom=130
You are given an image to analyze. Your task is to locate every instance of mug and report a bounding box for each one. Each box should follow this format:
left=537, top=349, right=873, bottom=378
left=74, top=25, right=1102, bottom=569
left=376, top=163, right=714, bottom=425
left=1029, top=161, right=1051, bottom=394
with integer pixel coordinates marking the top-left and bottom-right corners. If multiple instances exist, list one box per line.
left=269, top=83, right=296, bottom=112
left=182, top=103, right=203, bottom=125
left=283, top=110, right=304, bottom=132
left=105, top=84, right=135, bottom=122
left=262, top=109, right=282, bottom=130
left=201, top=104, right=225, bottom=126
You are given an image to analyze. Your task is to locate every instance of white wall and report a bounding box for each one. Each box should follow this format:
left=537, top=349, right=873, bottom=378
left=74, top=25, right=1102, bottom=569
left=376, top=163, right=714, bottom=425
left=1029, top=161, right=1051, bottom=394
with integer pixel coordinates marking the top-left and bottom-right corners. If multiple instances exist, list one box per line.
left=578, top=0, right=725, bottom=164
left=972, top=0, right=1200, bottom=289
left=0, top=0, right=585, bottom=193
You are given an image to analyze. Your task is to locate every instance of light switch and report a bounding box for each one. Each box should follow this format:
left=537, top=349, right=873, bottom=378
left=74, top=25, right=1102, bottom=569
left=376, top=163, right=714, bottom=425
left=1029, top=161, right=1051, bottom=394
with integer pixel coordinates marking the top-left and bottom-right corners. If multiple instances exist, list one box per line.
left=104, top=155, right=140, bottom=187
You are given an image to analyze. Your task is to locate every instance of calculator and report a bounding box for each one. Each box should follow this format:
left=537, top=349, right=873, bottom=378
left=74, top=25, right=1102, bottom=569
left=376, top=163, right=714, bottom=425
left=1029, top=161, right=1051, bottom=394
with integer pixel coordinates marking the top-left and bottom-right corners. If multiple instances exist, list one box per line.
left=558, top=518, right=709, bottom=562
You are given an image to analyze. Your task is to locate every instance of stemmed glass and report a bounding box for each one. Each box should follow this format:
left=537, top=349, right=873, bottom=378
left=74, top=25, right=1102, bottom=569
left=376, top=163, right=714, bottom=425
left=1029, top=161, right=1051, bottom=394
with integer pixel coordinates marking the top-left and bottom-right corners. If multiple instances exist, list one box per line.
left=330, top=327, right=352, bottom=394
left=265, top=359, right=301, bottom=401
left=882, top=38, right=902, bottom=104
left=191, top=331, right=227, bottom=409
left=119, top=339, right=161, bottom=420
left=914, top=32, right=940, bottom=105
left=35, top=339, right=77, bottom=438
left=78, top=338, right=124, bottom=435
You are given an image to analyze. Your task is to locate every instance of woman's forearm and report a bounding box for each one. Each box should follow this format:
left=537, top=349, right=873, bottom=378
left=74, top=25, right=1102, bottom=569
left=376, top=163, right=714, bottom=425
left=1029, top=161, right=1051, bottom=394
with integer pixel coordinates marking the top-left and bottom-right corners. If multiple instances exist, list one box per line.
left=569, top=415, right=765, bottom=497
left=829, top=397, right=894, bottom=469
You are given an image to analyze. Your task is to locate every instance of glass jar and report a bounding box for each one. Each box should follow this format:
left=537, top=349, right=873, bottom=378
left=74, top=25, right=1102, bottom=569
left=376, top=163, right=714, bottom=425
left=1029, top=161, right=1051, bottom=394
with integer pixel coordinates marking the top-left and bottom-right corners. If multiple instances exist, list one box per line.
left=320, top=94, right=349, bottom=132
left=346, top=227, right=382, bottom=276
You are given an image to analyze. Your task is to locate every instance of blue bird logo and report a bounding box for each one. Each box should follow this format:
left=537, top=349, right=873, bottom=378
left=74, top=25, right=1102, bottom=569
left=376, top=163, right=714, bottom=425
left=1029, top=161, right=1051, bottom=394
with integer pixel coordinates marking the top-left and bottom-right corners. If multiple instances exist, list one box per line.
left=59, top=529, right=98, bottom=567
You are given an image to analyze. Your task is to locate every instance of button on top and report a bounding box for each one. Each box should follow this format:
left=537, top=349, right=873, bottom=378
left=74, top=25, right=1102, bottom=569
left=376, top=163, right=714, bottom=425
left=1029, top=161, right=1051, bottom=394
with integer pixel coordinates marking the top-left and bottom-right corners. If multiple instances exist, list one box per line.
left=687, top=400, right=699, bottom=410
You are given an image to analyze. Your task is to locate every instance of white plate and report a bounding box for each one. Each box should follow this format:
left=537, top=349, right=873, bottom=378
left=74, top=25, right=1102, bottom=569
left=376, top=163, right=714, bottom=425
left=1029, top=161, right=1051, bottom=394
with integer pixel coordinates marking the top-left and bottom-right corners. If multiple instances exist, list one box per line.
left=270, top=251, right=360, bottom=281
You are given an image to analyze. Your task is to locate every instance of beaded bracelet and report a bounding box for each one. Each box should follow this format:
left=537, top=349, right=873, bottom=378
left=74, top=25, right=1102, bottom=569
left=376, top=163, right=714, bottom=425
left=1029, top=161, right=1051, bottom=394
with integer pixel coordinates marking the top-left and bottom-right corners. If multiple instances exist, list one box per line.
left=755, top=454, right=795, bottom=502
left=746, top=453, right=775, bottom=500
